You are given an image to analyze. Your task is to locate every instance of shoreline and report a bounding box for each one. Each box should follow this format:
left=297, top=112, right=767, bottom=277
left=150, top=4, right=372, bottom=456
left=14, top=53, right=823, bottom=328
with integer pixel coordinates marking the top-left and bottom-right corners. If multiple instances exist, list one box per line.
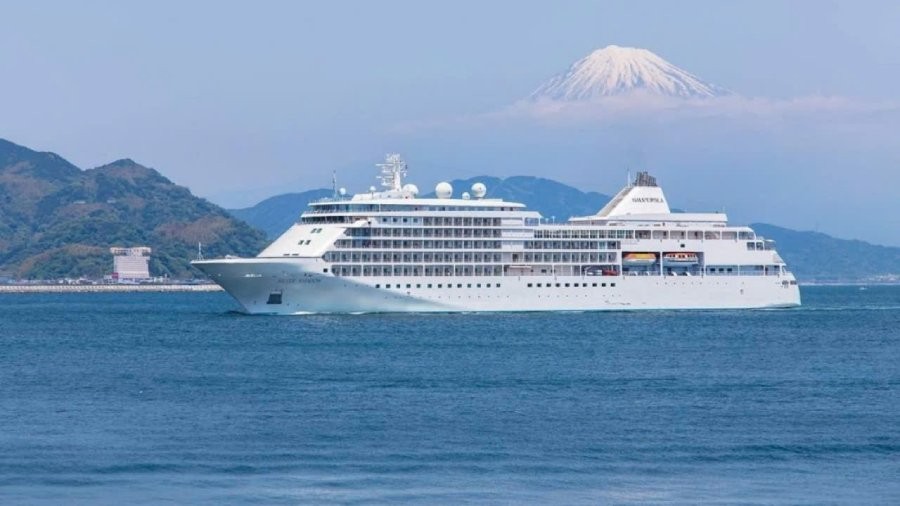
left=0, top=284, right=222, bottom=293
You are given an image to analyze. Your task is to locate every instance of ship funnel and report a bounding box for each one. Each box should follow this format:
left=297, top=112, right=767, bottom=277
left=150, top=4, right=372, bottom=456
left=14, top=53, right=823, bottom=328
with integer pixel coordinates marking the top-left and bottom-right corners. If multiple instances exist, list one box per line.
left=595, top=172, right=670, bottom=217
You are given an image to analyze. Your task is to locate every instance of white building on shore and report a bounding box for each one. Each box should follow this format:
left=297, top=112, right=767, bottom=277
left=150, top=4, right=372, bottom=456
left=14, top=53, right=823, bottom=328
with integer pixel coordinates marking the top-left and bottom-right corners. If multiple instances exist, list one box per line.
left=110, top=247, right=152, bottom=281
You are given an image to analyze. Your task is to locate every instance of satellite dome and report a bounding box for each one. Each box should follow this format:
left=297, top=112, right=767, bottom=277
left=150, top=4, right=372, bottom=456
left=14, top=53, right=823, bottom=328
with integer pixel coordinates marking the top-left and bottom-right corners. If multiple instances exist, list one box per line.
left=461, top=192, right=471, bottom=200
left=338, top=187, right=347, bottom=196
left=471, top=182, right=487, bottom=198
left=369, top=186, right=376, bottom=192
left=435, top=182, right=453, bottom=199
left=402, top=183, right=419, bottom=196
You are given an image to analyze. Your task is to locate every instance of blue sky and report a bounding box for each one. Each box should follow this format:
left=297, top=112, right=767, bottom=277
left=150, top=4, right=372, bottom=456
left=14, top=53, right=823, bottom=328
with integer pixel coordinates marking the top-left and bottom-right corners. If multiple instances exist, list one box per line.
left=1, top=1, right=899, bottom=244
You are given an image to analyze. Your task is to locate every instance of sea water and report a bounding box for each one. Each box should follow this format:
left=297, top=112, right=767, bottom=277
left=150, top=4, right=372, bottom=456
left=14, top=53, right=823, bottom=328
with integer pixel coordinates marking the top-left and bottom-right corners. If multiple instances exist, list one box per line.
left=0, top=286, right=898, bottom=504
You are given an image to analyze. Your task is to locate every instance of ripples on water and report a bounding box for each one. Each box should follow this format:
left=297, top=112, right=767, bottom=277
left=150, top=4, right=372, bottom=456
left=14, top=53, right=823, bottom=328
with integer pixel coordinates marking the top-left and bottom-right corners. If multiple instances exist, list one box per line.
left=1, top=286, right=898, bottom=504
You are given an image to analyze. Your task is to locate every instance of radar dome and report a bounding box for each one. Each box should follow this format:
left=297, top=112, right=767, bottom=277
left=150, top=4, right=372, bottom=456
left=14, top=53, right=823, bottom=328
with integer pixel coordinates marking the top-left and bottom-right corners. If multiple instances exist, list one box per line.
left=338, top=187, right=347, bottom=196
left=435, top=182, right=453, bottom=199
left=402, top=183, right=419, bottom=196
left=471, top=182, right=487, bottom=198
left=461, top=192, right=471, bottom=200
left=369, top=186, right=376, bottom=192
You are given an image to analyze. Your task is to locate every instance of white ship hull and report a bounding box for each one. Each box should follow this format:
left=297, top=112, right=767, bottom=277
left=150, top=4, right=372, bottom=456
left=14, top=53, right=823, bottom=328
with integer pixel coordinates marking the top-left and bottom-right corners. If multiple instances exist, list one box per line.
left=194, top=258, right=801, bottom=315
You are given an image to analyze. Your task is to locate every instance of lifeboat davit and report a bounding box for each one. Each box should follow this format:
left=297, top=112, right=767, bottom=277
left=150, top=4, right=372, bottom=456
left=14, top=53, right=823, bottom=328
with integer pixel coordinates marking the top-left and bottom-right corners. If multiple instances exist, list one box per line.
left=663, top=252, right=699, bottom=265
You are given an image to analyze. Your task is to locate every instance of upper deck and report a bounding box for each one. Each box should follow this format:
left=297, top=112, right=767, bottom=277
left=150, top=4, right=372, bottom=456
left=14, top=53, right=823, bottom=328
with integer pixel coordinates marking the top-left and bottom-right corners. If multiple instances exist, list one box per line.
left=304, top=156, right=732, bottom=232
left=259, top=156, right=789, bottom=280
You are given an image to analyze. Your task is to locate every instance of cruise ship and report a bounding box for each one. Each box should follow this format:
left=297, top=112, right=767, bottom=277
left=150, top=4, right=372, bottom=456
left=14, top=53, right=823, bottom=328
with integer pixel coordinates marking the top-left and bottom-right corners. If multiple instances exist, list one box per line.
left=193, top=155, right=800, bottom=314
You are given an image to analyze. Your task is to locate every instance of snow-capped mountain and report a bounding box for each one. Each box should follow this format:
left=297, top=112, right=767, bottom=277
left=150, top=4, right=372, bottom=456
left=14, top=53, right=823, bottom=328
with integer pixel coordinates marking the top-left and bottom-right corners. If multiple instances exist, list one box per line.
left=530, top=45, right=730, bottom=101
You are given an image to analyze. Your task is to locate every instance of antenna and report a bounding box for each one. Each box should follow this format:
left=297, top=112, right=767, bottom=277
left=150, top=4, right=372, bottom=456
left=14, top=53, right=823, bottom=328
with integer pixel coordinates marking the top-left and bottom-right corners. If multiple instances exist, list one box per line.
left=197, top=242, right=203, bottom=260
left=332, top=170, right=337, bottom=199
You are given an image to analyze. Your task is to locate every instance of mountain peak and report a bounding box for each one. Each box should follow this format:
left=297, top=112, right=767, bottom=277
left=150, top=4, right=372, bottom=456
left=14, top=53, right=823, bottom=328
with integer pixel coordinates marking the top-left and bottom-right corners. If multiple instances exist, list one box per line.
left=0, top=138, right=81, bottom=180
left=90, top=158, right=173, bottom=186
left=529, top=45, right=731, bottom=101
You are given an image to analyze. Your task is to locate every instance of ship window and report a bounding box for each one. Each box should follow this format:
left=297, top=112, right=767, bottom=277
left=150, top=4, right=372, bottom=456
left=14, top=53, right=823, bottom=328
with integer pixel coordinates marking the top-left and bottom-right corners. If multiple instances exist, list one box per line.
left=611, top=283, right=616, bottom=287
left=406, top=284, right=411, bottom=289
left=486, top=283, right=491, bottom=288
left=457, top=284, right=463, bottom=288
left=323, top=268, right=328, bottom=273
left=602, top=283, right=606, bottom=287
left=437, top=284, right=443, bottom=288
left=375, top=284, right=381, bottom=288
left=476, top=284, right=481, bottom=288
left=527, top=283, right=533, bottom=288
left=416, top=284, right=421, bottom=288
left=536, top=283, right=542, bottom=287
left=496, top=284, right=501, bottom=288
left=556, top=283, right=560, bottom=287
left=385, top=284, right=391, bottom=288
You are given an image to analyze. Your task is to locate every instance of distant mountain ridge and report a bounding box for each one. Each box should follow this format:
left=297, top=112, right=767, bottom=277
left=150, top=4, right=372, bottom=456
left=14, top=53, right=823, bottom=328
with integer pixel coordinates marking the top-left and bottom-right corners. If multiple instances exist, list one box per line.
left=0, top=139, right=268, bottom=279
left=229, top=189, right=332, bottom=239
left=423, top=176, right=612, bottom=222
left=750, top=224, right=900, bottom=283
left=229, top=176, right=612, bottom=239
left=230, top=177, right=899, bottom=283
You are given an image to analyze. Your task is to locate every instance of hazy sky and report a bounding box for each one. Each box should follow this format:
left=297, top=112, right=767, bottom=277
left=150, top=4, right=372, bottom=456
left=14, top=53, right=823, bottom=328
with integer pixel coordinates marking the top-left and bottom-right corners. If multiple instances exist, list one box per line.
left=2, top=1, right=899, bottom=244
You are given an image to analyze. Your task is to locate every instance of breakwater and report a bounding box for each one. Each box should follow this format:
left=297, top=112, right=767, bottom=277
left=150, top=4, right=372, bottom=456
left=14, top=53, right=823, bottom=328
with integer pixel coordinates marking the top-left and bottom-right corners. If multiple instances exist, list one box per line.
left=0, top=284, right=222, bottom=293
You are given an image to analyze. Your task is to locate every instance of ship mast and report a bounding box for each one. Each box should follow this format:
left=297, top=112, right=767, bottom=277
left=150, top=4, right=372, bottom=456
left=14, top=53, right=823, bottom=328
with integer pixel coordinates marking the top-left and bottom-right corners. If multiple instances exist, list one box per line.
left=376, top=154, right=407, bottom=191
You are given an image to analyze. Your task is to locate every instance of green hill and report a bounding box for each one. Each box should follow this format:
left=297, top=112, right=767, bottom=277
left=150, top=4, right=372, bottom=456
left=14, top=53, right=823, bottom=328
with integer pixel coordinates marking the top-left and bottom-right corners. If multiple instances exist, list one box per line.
left=0, top=139, right=268, bottom=279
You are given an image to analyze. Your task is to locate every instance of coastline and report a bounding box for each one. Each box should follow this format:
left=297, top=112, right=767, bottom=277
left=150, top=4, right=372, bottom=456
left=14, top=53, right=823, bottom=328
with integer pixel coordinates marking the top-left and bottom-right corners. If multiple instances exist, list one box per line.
left=0, top=284, right=222, bottom=293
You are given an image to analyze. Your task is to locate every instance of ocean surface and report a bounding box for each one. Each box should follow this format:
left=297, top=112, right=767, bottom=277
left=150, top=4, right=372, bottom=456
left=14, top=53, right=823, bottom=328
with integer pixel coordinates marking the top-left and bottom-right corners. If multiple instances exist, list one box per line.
left=1, top=286, right=898, bottom=505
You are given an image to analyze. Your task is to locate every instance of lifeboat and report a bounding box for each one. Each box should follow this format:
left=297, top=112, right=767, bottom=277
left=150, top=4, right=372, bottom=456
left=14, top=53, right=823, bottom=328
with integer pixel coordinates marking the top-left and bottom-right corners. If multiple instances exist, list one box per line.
left=663, top=252, right=699, bottom=265
left=585, top=266, right=620, bottom=276
left=622, top=253, right=658, bottom=265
